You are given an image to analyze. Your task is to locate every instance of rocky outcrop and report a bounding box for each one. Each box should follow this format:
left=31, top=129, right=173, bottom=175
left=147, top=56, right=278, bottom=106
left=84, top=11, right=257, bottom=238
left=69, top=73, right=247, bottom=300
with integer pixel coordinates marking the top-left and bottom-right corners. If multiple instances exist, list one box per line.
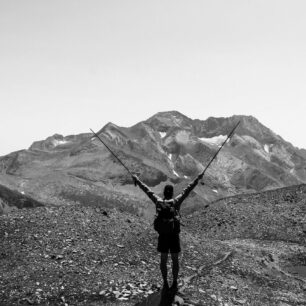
left=0, top=184, right=44, bottom=214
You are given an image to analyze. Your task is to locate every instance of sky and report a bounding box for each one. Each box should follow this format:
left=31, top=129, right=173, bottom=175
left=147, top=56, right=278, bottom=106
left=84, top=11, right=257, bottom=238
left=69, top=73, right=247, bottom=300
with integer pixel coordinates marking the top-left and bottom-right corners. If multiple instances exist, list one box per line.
left=1, top=0, right=306, bottom=156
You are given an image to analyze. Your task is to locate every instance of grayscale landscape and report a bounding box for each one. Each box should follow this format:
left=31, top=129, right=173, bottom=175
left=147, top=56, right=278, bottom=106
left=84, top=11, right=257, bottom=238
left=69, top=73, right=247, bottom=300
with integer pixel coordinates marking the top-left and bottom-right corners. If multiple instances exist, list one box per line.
left=1, top=111, right=306, bottom=305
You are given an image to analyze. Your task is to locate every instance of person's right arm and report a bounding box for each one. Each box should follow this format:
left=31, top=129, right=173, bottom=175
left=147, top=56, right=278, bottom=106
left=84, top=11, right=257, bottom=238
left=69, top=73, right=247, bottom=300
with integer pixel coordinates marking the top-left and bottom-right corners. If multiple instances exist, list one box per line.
left=132, top=175, right=160, bottom=205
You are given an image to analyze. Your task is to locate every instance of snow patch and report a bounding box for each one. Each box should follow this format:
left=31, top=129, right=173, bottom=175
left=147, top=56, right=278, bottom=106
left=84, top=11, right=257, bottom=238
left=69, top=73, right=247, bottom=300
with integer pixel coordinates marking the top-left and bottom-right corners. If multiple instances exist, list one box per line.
left=184, top=175, right=188, bottom=179
left=254, top=149, right=270, bottom=161
left=264, top=144, right=270, bottom=153
left=168, top=153, right=172, bottom=160
left=212, top=189, right=218, bottom=193
left=159, top=132, right=167, bottom=138
left=53, top=139, right=69, bottom=147
left=21, top=191, right=25, bottom=195
left=200, top=135, right=227, bottom=146
left=173, top=170, right=180, bottom=177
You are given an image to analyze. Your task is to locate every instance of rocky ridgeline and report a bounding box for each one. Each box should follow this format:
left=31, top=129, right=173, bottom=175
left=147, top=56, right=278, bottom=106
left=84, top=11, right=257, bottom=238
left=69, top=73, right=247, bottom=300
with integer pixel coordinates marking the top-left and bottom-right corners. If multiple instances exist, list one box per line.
left=219, top=183, right=306, bottom=205
left=186, top=184, right=306, bottom=243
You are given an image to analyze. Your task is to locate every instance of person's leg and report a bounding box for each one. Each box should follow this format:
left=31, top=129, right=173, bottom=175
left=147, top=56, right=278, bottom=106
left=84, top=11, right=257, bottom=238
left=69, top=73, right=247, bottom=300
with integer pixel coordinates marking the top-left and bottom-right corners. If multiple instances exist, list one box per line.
left=170, top=252, right=179, bottom=288
left=160, top=252, right=169, bottom=289
left=169, top=233, right=180, bottom=289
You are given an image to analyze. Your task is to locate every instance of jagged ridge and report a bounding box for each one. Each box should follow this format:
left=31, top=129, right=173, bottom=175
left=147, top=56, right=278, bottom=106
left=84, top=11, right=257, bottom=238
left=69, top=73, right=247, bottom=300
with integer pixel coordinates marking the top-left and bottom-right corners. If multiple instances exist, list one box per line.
left=0, top=111, right=306, bottom=217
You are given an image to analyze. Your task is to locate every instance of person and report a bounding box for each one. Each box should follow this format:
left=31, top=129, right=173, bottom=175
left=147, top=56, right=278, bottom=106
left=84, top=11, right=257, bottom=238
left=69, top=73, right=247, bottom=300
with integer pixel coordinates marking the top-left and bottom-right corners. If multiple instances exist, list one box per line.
left=132, top=171, right=204, bottom=291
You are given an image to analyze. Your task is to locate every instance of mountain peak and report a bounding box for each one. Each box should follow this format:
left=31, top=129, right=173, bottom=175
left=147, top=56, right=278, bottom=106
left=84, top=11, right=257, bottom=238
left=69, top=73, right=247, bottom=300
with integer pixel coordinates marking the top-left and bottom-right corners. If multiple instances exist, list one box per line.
left=145, top=111, right=193, bottom=131
left=154, top=110, right=189, bottom=118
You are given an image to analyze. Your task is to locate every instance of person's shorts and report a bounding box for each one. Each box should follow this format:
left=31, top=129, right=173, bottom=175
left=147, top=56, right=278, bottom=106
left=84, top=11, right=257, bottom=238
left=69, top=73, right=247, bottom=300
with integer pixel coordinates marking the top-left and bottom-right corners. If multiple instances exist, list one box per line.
left=157, top=233, right=181, bottom=253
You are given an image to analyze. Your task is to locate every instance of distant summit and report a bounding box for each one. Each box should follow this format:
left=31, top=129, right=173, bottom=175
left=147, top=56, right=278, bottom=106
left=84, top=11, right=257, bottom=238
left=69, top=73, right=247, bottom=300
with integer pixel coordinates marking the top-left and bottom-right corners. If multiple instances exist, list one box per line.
left=144, top=111, right=194, bottom=131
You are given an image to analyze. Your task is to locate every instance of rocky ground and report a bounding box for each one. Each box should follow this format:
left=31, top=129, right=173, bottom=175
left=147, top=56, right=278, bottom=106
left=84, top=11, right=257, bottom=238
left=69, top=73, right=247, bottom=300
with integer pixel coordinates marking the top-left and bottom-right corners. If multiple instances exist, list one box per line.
left=1, top=185, right=306, bottom=305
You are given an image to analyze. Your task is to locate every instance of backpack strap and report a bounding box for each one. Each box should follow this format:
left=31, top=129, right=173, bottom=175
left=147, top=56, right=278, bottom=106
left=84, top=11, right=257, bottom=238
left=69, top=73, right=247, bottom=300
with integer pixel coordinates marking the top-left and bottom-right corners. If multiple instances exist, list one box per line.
left=155, top=199, right=164, bottom=216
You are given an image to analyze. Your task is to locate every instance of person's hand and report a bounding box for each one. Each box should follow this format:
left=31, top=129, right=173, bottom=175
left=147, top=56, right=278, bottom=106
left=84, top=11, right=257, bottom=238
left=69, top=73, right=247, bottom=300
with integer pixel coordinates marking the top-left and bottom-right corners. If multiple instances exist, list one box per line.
left=198, top=172, right=204, bottom=185
left=132, top=175, right=138, bottom=186
left=198, top=172, right=204, bottom=180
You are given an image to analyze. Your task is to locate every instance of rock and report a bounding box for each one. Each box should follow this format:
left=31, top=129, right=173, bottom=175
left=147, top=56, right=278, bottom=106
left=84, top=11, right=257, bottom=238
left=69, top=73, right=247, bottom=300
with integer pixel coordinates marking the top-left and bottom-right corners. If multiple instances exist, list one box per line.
left=50, top=254, right=64, bottom=260
left=210, top=294, right=217, bottom=300
left=234, top=298, right=247, bottom=304
left=118, top=297, right=129, bottom=301
left=113, top=290, right=121, bottom=298
left=21, top=298, right=34, bottom=305
left=174, top=295, right=184, bottom=305
left=187, top=299, right=201, bottom=305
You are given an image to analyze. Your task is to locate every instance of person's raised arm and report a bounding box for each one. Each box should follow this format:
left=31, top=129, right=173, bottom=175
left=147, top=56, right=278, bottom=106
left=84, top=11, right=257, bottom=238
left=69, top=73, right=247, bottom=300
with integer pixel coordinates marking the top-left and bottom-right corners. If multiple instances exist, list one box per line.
left=132, top=175, right=160, bottom=205
left=174, top=171, right=204, bottom=210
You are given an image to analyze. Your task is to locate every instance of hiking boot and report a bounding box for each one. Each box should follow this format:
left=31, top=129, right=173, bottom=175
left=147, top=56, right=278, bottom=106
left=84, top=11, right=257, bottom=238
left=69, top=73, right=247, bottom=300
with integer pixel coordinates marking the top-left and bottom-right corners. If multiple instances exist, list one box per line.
left=170, top=280, right=178, bottom=291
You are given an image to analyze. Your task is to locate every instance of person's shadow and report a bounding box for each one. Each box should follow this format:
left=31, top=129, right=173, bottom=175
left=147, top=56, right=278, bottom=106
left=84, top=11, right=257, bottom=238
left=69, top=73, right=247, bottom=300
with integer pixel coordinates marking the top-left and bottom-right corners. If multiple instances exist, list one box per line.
left=135, top=287, right=177, bottom=306
left=159, top=288, right=176, bottom=305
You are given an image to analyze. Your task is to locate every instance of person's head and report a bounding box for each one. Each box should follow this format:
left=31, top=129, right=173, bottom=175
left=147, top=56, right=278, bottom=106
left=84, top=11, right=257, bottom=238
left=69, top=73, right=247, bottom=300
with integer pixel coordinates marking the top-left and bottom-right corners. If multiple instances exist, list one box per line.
left=163, top=184, right=174, bottom=200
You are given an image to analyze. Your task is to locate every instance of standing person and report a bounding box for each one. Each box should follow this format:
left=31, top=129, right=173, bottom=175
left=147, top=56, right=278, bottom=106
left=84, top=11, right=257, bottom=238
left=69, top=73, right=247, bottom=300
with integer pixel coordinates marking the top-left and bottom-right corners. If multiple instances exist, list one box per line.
left=132, top=171, right=204, bottom=291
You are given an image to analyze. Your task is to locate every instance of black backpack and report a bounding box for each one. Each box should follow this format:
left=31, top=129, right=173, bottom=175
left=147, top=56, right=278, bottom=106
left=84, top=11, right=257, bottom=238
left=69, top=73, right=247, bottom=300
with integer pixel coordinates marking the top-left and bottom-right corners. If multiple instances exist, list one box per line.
left=153, top=200, right=181, bottom=234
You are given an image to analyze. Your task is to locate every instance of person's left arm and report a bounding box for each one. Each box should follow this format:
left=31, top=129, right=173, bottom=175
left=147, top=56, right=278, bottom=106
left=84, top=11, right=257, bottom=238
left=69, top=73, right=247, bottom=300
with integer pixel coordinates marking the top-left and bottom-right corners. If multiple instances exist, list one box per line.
left=174, top=171, right=204, bottom=210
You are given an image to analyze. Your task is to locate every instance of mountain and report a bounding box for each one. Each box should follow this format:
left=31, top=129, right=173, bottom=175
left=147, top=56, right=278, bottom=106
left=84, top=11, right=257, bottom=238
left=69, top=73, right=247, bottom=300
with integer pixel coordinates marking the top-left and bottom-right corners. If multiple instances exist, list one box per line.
left=0, top=111, right=306, bottom=216
left=1, top=111, right=306, bottom=305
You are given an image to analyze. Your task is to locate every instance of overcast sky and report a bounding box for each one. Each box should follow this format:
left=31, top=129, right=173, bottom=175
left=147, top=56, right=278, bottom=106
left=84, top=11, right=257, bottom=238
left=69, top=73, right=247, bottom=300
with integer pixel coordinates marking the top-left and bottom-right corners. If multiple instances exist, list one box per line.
left=1, top=0, right=306, bottom=156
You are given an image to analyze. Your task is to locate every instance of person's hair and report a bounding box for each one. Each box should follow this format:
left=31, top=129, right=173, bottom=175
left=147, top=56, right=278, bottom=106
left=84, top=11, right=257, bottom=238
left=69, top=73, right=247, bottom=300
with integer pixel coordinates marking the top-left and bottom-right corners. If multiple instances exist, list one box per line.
left=163, top=184, right=174, bottom=200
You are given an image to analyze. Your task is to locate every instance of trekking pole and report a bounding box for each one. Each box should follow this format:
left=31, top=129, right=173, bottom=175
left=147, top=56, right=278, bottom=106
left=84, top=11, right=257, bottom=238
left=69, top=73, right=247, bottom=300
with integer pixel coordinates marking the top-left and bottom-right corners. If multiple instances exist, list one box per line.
left=200, top=121, right=240, bottom=176
left=90, top=128, right=134, bottom=177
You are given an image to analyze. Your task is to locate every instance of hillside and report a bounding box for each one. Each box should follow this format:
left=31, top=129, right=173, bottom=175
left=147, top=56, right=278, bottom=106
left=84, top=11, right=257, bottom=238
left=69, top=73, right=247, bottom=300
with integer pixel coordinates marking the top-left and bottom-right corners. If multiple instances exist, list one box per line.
left=1, top=184, right=306, bottom=305
left=0, top=184, right=44, bottom=214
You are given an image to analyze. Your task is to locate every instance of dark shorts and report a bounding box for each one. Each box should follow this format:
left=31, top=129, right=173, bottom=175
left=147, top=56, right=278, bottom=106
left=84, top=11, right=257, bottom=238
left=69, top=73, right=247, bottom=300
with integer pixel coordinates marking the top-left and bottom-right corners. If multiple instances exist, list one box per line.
left=157, top=234, right=181, bottom=253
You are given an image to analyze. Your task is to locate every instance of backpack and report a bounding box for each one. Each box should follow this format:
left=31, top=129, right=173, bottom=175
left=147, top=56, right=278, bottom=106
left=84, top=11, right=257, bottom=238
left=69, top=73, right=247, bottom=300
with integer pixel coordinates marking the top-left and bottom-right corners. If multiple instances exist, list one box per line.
left=153, top=200, right=181, bottom=235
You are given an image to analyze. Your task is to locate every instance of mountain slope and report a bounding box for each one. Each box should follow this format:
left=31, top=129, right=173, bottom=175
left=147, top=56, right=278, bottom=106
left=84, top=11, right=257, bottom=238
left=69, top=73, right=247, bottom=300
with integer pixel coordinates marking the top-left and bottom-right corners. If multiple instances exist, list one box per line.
left=0, top=184, right=44, bottom=214
left=0, top=111, right=305, bottom=218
